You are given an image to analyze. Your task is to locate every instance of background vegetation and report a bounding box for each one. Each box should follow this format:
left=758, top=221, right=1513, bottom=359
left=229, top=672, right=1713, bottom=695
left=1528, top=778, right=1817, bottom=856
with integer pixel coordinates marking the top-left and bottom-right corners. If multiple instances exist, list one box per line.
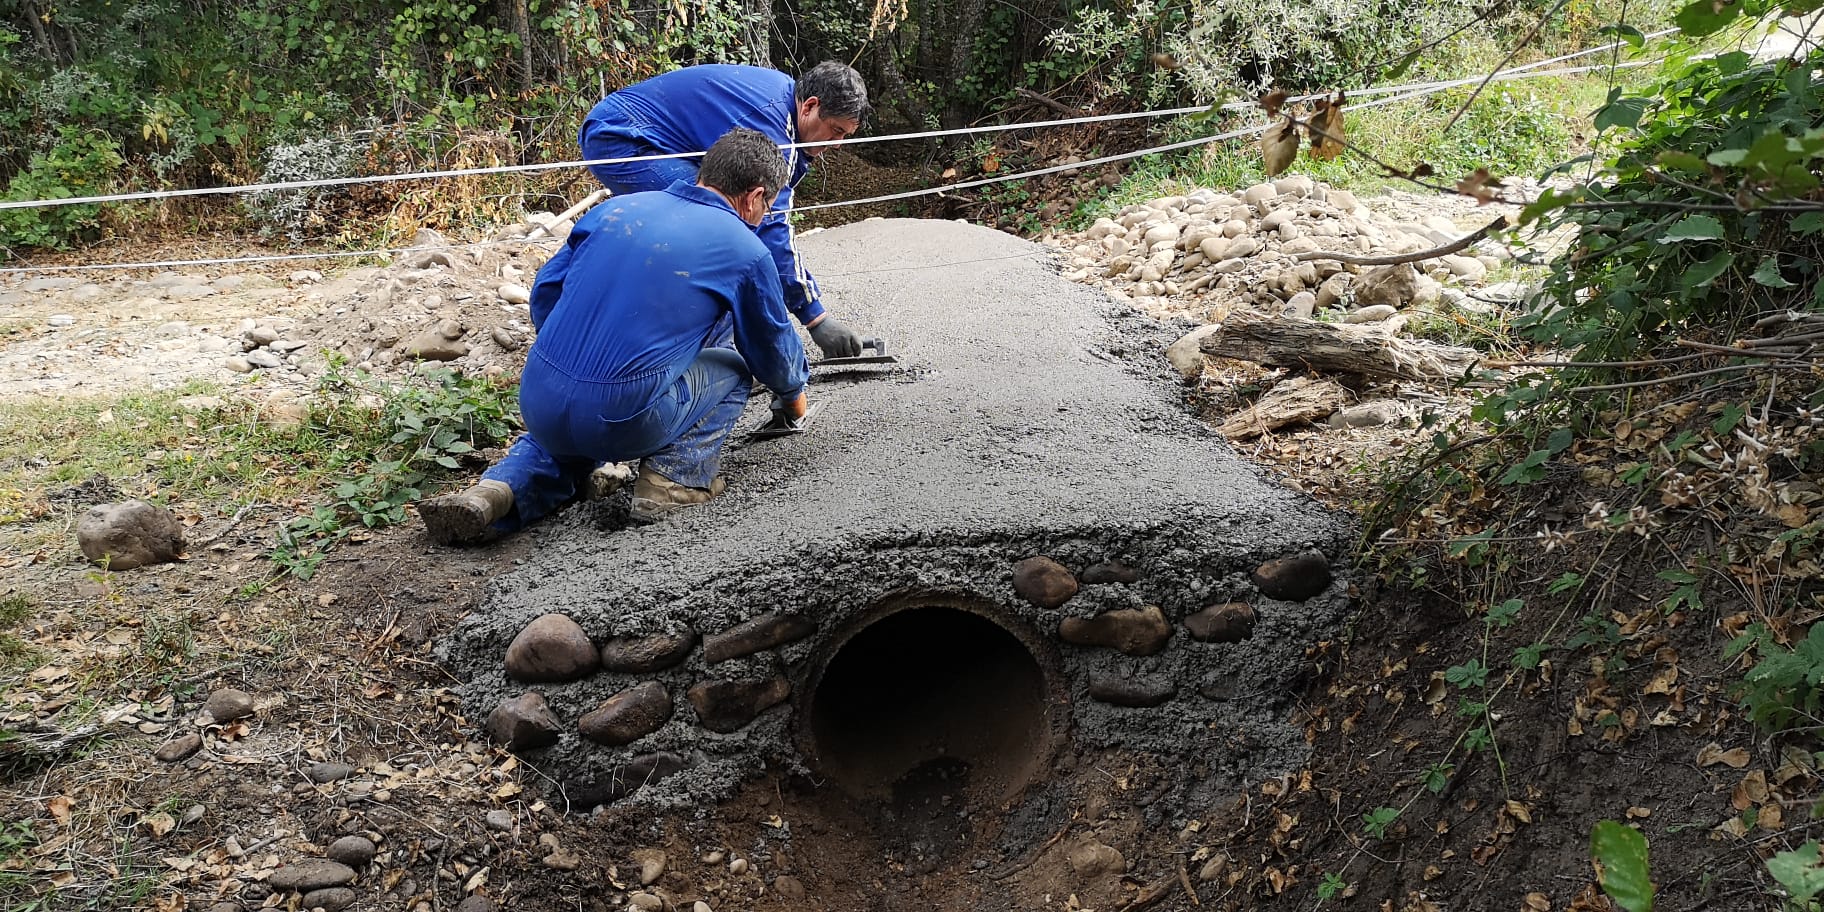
left=2, top=0, right=1640, bottom=254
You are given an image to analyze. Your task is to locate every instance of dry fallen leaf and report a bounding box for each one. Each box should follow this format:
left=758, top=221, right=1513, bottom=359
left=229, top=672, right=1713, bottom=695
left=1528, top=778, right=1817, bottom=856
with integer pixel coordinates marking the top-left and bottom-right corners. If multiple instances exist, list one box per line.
left=142, top=812, right=177, bottom=838
left=1522, top=891, right=1552, bottom=911
left=1505, top=800, right=1533, bottom=825
left=1259, top=89, right=1290, bottom=117
left=1699, top=742, right=1752, bottom=768
left=1626, top=806, right=1653, bottom=819
left=1308, top=92, right=1346, bottom=160
left=1261, top=116, right=1300, bottom=178
left=47, top=795, right=72, bottom=827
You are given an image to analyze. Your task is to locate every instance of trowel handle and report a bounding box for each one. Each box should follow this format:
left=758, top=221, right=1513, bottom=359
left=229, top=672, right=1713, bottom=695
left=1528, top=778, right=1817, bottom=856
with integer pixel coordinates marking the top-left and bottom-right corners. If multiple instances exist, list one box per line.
left=862, top=337, right=888, bottom=356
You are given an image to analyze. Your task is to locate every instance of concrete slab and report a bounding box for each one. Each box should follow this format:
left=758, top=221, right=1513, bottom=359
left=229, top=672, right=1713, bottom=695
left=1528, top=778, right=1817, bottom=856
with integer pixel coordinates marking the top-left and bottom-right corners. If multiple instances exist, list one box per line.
left=440, top=218, right=1355, bottom=811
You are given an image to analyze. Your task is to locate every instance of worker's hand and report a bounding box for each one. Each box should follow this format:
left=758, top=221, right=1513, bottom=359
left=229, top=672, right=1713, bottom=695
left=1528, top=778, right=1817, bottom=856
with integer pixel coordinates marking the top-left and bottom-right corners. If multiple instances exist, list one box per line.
left=780, top=392, right=809, bottom=421
left=809, top=317, right=863, bottom=359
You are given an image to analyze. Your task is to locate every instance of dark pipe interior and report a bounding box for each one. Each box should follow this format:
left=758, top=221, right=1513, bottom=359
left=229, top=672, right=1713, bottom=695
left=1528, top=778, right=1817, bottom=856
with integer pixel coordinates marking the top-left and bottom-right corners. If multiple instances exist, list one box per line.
left=807, top=606, right=1049, bottom=803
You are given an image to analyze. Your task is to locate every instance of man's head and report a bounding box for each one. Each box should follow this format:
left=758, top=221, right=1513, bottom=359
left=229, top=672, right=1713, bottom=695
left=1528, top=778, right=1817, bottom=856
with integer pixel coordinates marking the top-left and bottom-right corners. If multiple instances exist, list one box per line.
left=794, top=61, right=869, bottom=157
left=699, top=127, right=790, bottom=226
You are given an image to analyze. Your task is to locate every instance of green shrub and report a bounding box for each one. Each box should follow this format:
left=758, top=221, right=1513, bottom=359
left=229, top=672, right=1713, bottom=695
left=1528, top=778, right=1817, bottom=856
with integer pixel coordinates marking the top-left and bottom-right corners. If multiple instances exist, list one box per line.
left=0, top=127, right=124, bottom=253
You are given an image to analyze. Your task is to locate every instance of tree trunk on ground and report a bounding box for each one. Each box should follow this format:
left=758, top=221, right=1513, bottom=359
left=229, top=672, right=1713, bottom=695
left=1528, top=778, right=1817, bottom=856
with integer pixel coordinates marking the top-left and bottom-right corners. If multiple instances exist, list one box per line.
left=1201, top=310, right=1482, bottom=382
left=1218, top=377, right=1351, bottom=439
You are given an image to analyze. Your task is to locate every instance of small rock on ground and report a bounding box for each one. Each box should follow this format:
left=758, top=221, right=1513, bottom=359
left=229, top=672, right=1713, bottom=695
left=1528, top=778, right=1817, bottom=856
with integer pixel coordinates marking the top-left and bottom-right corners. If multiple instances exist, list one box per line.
left=306, top=761, right=355, bottom=783
left=76, top=500, right=184, bottom=570
left=629, top=892, right=663, bottom=911
left=455, top=897, right=496, bottom=912
left=327, top=835, right=376, bottom=867
left=154, top=732, right=203, bottom=763
left=632, top=848, right=666, bottom=885
left=267, top=858, right=357, bottom=892
left=773, top=875, right=806, bottom=900
left=203, top=688, right=256, bottom=723
left=300, top=887, right=356, bottom=911
left=485, top=809, right=513, bottom=831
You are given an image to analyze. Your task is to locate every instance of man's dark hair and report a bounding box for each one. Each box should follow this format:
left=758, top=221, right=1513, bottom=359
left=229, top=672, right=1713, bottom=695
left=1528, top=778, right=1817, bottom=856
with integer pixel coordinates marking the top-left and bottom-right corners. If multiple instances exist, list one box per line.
left=796, top=61, right=870, bottom=124
left=699, top=127, right=789, bottom=201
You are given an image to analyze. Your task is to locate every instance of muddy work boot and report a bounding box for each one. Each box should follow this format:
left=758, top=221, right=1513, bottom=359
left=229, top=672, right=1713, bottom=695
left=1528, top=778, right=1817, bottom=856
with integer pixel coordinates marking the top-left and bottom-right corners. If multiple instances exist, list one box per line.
left=418, top=479, right=513, bottom=545
left=629, top=465, right=727, bottom=524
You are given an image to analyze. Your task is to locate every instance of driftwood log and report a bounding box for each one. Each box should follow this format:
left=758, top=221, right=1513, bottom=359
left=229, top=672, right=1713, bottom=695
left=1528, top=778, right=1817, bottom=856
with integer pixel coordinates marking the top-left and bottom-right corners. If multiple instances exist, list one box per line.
left=1218, top=377, right=1350, bottom=439
left=1201, top=310, right=1481, bottom=382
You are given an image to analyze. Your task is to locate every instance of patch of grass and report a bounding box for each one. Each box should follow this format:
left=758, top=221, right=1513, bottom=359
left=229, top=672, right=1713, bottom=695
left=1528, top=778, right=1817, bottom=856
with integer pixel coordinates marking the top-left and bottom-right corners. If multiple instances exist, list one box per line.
left=0, top=362, right=519, bottom=576
left=0, top=594, right=35, bottom=672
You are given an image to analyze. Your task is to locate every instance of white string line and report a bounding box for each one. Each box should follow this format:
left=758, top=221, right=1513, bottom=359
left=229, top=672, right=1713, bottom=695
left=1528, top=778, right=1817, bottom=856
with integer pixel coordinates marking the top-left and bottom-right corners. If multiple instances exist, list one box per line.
left=0, top=32, right=1663, bottom=215
left=793, top=57, right=1656, bottom=213
left=0, top=55, right=1656, bottom=276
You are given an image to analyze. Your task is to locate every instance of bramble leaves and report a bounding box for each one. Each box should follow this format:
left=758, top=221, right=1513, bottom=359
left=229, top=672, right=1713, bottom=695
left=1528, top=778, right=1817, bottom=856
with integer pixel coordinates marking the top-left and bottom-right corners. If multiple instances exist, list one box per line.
left=1591, top=821, right=1654, bottom=912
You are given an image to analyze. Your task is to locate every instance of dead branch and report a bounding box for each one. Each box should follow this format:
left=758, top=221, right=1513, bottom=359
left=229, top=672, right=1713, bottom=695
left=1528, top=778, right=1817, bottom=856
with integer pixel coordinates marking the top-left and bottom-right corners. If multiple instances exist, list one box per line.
left=1202, top=310, right=1482, bottom=382
left=1566, top=362, right=1815, bottom=394
left=1013, top=87, right=1085, bottom=117
left=1117, top=873, right=1181, bottom=912
left=1177, top=855, right=1201, bottom=906
left=1295, top=217, right=1508, bottom=265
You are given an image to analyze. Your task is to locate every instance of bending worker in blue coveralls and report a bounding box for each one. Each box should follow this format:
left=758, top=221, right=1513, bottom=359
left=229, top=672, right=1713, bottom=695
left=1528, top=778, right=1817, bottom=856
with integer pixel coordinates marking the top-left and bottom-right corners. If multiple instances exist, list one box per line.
left=578, top=60, right=870, bottom=360
left=415, top=128, right=809, bottom=544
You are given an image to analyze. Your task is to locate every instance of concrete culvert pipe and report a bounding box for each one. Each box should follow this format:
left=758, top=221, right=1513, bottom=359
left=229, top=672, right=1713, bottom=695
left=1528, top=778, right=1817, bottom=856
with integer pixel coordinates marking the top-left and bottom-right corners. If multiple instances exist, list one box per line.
left=804, top=602, right=1060, bottom=806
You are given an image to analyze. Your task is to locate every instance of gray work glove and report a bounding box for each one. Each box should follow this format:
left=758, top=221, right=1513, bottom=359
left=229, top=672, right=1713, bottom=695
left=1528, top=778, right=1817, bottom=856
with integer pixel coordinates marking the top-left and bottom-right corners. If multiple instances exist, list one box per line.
left=809, top=316, right=863, bottom=359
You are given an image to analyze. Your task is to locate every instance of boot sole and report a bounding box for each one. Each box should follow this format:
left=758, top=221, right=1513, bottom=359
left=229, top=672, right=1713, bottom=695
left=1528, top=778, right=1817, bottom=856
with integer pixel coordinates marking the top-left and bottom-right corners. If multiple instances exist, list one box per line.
left=419, top=497, right=495, bottom=545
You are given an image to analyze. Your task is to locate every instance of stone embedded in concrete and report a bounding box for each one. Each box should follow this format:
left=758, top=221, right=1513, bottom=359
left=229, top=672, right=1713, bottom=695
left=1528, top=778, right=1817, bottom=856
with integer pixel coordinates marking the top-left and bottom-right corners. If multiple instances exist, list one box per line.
left=687, top=676, right=791, bottom=733
left=267, top=859, right=356, bottom=892
left=600, top=632, right=698, bottom=673
left=1013, top=556, right=1078, bottom=608
left=203, top=688, right=256, bottom=723
left=485, top=692, right=562, bottom=751
left=76, top=500, right=184, bottom=570
left=1058, top=605, right=1171, bottom=656
left=1080, top=560, right=1139, bottom=585
left=701, top=613, right=814, bottom=664
left=1087, top=674, right=1177, bottom=707
left=504, top=614, right=598, bottom=682
left=1252, top=552, right=1334, bottom=601
left=1184, top=602, right=1257, bottom=643
left=577, top=681, right=673, bottom=746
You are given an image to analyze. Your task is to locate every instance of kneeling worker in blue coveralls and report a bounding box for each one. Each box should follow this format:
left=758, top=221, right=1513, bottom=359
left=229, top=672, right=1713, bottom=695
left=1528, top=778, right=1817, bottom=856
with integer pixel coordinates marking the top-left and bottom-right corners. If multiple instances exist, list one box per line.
left=579, top=60, right=869, bottom=360
left=416, top=128, right=809, bottom=544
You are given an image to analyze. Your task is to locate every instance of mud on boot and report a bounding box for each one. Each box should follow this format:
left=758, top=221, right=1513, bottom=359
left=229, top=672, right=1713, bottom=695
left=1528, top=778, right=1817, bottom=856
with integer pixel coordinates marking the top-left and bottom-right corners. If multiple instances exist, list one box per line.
left=418, top=479, right=513, bottom=545
left=629, top=465, right=726, bottom=524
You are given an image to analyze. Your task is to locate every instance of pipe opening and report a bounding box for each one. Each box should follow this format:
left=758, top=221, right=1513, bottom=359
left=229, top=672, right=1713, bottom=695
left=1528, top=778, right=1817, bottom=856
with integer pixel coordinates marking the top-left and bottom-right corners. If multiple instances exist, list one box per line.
left=806, top=605, right=1051, bottom=806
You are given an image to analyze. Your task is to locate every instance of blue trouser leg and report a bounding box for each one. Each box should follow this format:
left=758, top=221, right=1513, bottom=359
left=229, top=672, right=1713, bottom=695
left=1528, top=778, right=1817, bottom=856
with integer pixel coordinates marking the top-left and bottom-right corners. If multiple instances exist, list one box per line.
left=644, top=343, right=750, bottom=490
left=584, top=132, right=701, bottom=195
left=479, top=435, right=597, bottom=533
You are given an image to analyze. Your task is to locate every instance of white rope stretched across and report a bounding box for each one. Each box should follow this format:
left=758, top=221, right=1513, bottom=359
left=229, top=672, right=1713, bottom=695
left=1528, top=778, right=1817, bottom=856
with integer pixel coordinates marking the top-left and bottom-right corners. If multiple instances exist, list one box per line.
left=0, top=31, right=1664, bottom=215
left=0, top=37, right=1669, bottom=275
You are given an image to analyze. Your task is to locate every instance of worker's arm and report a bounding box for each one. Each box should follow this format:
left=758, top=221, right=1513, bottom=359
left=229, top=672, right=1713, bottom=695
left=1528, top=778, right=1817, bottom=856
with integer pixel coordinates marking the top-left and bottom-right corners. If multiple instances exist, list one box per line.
left=754, top=191, right=864, bottom=357
left=729, top=254, right=809, bottom=403
left=753, top=186, right=823, bottom=328
left=527, top=215, right=592, bottom=332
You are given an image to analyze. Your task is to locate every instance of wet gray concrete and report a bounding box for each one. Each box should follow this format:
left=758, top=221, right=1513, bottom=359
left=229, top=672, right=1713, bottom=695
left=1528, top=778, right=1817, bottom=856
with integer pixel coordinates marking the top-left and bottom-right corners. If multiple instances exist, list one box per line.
left=439, top=218, right=1354, bottom=812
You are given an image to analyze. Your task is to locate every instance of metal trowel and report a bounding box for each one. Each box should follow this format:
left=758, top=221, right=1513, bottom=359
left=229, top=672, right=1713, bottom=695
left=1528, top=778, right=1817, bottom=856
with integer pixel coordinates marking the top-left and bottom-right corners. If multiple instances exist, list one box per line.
left=813, top=336, right=899, bottom=368
left=744, top=398, right=826, bottom=442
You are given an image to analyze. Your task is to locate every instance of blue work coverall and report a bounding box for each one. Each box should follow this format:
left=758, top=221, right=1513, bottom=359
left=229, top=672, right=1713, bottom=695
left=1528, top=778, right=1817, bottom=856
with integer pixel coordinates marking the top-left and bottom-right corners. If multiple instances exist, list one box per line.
left=578, top=64, right=826, bottom=327
left=479, top=182, right=810, bottom=531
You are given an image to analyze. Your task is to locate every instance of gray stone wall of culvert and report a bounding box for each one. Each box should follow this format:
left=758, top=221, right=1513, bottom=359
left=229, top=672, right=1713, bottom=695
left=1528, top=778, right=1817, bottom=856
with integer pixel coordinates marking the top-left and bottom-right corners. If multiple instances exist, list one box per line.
left=436, top=218, right=1357, bottom=811
left=450, top=532, right=1348, bottom=811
